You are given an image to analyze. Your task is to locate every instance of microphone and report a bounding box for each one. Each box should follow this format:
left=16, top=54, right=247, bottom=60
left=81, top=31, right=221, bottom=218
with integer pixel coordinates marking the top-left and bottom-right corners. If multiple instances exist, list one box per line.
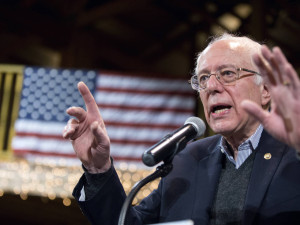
left=142, top=117, right=206, bottom=167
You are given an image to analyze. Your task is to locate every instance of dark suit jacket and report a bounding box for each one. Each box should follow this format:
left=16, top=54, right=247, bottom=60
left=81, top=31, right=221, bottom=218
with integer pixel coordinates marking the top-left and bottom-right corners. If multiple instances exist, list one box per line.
left=73, top=130, right=300, bottom=225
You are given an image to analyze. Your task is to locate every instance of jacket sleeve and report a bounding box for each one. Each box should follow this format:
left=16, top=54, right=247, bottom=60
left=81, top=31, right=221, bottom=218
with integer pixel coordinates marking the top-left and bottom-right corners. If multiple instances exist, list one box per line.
left=73, top=165, right=162, bottom=225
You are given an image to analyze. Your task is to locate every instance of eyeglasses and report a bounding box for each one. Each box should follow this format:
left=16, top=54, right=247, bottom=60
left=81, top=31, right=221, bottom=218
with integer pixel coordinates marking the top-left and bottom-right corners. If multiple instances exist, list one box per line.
left=189, top=67, right=261, bottom=91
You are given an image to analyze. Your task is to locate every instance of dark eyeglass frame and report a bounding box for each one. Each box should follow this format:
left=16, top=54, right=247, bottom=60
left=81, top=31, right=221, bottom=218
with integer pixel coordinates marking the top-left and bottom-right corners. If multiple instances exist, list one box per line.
left=189, top=67, right=261, bottom=92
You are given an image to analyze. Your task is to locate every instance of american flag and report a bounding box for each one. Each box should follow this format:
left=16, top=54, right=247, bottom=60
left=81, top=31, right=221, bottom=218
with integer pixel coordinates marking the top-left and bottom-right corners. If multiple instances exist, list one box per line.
left=12, top=67, right=196, bottom=166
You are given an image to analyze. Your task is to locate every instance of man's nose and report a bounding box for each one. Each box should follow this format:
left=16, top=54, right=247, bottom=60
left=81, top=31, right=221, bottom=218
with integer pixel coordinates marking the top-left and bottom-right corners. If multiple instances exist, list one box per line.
left=205, top=74, right=223, bottom=92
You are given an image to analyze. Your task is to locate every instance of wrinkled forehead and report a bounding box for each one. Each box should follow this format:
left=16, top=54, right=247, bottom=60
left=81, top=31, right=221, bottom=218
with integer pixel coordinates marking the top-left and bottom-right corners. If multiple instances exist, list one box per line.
left=196, top=39, right=254, bottom=73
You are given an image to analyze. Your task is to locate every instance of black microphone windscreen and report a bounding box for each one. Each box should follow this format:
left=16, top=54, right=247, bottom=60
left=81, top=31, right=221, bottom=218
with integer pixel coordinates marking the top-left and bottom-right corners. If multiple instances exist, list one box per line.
left=184, top=117, right=206, bottom=138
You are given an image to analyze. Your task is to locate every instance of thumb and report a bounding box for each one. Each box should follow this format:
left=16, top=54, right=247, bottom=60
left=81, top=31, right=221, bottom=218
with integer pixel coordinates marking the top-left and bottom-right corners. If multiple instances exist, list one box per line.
left=90, top=121, right=110, bottom=147
left=241, top=100, right=269, bottom=124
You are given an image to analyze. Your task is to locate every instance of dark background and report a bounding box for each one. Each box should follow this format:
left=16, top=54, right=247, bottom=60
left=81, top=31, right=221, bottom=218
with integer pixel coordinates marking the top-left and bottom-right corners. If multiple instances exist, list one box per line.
left=0, top=0, right=299, bottom=77
left=0, top=0, right=299, bottom=224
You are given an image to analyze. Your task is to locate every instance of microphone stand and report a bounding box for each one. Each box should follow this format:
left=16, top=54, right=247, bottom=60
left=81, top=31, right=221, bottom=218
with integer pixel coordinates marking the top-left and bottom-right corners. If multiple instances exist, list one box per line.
left=118, top=139, right=188, bottom=225
left=117, top=162, right=173, bottom=225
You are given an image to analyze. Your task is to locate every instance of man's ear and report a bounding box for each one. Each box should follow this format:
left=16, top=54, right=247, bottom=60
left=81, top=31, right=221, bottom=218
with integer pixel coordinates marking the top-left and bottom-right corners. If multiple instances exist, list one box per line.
left=261, top=84, right=271, bottom=110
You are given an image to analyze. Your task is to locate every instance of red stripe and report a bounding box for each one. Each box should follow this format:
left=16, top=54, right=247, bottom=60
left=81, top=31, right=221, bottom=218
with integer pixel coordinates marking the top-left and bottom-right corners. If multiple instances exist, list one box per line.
left=14, top=149, right=77, bottom=158
left=13, top=149, right=142, bottom=162
left=97, top=87, right=195, bottom=97
left=97, top=104, right=194, bottom=113
left=15, top=132, right=65, bottom=140
left=17, top=120, right=180, bottom=131
left=111, top=139, right=156, bottom=146
left=112, top=156, right=142, bottom=162
left=15, top=132, right=159, bottom=146
left=98, top=70, right=191, bottom=81
left=105, top=121, right=180, bottom=129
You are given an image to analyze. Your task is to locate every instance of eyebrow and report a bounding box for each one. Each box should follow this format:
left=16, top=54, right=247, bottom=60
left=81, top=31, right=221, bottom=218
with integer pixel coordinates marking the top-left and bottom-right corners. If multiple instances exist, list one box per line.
left=197, top=64, right=236, bottom=75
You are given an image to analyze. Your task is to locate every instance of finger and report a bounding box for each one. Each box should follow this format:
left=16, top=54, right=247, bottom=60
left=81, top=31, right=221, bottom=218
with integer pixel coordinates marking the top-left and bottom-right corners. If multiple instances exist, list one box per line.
left=273, top=47, right=300, bottom=91
left=66, top=106, right=87, bottom=122
left=78, top=82, right=99, bottom=115
left=62, top=118, right=79, bottom=139
left=241, top=100, right=270, bottom=125
left=270, top=57, right=283, bottom=83
left=253, top=53, right=276, bottom=86
left=285, top=64, right=300, bottom=95
left=91, top=121, right=110, bottom=147
left=261, top=45, right=283, bottom=84
left=273, top=47, right=289, bottom=70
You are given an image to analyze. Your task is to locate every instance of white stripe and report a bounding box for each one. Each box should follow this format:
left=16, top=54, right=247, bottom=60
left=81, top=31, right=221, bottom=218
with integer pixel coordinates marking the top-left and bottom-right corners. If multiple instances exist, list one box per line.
left=95, top=91, right=194, bottom=109
left=107, top=126, right=174, bottom=141
left=15, top=119, right=65, bottom=135
left=98, top=74, right=192, bottom=92
left=110, top=143, right=148, bottom=158
left=12, top=136, right=74, bottom=154
left=12, top=136, right=150, bottom=159
left=14, top=119, right=176, bottom=142
left=101, top=108, right=192, bottom=125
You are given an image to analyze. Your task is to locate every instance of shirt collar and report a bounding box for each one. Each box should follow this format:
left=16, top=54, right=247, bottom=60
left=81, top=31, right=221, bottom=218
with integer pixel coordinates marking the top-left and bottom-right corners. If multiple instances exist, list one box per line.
left=219, top=124, right=264, bottom=154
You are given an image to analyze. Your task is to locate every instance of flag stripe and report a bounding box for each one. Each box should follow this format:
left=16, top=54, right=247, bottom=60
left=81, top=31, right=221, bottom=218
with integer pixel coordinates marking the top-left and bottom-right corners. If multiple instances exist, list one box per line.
left=95, top=92, right=194, bottom=109
left=14, top=132, right=161, bottom=146
left=97, top=87, right=194, bottom=96
left=104, top=121, right=180, bottom=129
left=13, top=149, right=143, bottom=162
left=98, top=104, right=193, bottom=113
left=15, top=119, right=178, bottom=141
left=100, top=108, right=192, bottom=125
left=97, top=73, right=191, bottom=92
left=14, top=149, right=77, bottom=158
left=13, top=137, right=150, bottom=159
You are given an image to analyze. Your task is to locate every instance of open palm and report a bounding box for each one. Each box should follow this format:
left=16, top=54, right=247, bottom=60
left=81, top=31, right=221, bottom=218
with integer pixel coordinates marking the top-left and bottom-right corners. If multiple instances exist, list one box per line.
left=242, top=45, right=300, bottom=152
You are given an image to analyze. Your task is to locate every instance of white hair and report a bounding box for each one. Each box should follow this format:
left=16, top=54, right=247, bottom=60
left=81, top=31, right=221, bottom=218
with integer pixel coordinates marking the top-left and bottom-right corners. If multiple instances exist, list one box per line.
left=194, top=33, right=263, bottom=85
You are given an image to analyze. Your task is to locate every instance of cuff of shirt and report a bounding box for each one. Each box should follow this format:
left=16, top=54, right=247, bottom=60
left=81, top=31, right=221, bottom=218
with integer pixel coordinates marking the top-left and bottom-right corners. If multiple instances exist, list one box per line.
left=82, top=157, right=114, bottom=200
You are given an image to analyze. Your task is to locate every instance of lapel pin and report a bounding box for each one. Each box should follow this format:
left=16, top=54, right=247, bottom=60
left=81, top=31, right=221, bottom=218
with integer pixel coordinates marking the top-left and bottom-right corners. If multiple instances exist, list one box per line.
left=264, top=153, right=272, bottom=160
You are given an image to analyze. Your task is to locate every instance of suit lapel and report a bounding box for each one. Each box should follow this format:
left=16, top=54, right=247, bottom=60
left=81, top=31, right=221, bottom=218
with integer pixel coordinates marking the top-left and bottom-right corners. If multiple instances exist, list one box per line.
left=243, top=131, right=286, bottom=225
left=192, top=138, right=223, bottom=222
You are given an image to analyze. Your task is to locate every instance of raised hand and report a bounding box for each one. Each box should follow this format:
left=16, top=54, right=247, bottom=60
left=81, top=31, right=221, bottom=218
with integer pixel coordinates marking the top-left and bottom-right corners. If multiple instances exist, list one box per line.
left=242, top=45, right=300, bottom=152
left=62, top=82, right=111, bottom=173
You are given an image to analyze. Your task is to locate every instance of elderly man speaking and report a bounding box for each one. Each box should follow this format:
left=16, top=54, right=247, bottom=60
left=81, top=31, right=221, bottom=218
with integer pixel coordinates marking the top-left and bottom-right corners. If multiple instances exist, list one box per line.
left=63, top=33, right=300, bottom=225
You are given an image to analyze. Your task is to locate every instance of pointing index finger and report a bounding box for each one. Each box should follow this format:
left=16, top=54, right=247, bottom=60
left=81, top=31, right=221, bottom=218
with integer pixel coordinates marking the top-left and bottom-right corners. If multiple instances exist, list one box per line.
left=77, top=81, right=99, bottom=114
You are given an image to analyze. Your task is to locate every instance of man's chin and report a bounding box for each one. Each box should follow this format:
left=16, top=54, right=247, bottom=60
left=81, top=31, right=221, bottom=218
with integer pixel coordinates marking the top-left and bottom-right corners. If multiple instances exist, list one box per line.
left=210, top=123, right=235, bottom=135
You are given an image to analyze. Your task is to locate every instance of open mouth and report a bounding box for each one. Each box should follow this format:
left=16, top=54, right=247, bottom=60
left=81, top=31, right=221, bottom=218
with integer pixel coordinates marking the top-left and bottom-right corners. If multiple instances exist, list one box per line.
left=211, top=105, right=232, bottom=114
